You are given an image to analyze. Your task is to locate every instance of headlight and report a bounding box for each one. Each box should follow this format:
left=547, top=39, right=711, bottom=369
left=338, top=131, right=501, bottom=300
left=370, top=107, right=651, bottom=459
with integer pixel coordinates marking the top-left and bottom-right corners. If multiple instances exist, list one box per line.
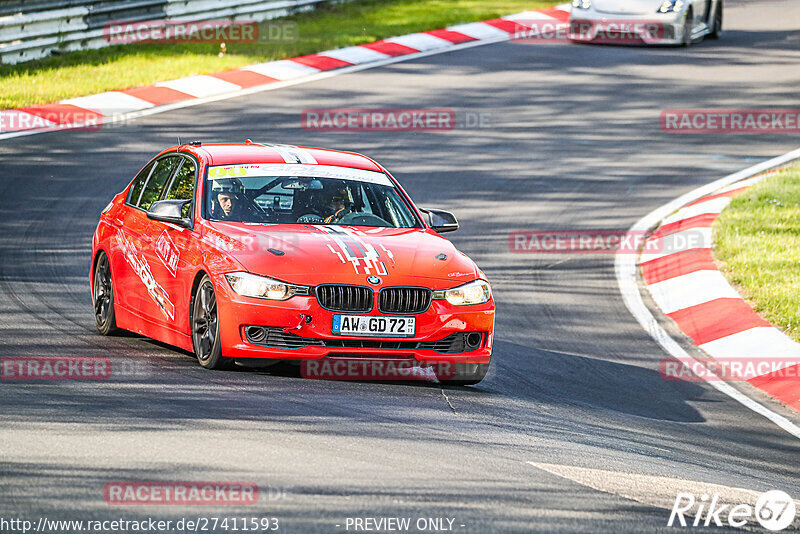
left=224, top=272, right=309, bottom=300
left=434, top=280, right=492, bottom=306
left=657, top=0, right=684, bottom=13
left=572, top=0, right=591, bottom=9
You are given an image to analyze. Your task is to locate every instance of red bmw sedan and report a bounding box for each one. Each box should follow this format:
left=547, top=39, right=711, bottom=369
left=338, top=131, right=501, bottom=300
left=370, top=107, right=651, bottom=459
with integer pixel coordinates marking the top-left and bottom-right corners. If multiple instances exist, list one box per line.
left=91, top=141, right=495, bottom=384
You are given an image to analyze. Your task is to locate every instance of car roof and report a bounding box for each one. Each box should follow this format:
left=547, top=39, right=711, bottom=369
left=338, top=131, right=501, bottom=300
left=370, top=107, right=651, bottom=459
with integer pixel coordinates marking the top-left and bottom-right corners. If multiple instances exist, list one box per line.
left=159, top=142, right=384, bottom=172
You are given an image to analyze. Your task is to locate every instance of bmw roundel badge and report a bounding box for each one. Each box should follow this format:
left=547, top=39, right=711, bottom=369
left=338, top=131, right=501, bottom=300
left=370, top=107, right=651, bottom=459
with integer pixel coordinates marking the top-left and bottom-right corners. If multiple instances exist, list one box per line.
left=367, top=276, right=381, bottom=285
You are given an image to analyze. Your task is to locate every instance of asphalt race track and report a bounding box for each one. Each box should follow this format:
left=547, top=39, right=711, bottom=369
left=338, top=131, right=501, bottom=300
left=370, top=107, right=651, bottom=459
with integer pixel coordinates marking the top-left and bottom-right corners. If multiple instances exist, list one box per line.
left=1, top=0, right=800, bottom=532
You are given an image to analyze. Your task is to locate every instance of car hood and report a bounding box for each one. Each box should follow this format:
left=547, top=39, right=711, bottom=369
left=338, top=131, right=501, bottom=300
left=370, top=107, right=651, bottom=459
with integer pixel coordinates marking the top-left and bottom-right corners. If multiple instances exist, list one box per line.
left=202, top=222, right=481, bottom=287
left=590, top=0, right=664, bottom=16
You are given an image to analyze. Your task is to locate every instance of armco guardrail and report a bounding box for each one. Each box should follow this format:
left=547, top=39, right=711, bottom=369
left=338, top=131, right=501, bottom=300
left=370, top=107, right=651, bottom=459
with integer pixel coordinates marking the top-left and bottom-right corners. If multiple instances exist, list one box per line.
left=0, top=0, right=335, bottom=64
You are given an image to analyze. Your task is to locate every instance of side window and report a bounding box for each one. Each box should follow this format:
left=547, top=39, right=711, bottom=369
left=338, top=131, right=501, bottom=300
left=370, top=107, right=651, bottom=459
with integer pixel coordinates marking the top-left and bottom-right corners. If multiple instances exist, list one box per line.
left=138, top=157, right=180, bottom=211
left=165, top=158, right=197, bottom=217
left=127, top=161, right=155, bottom=206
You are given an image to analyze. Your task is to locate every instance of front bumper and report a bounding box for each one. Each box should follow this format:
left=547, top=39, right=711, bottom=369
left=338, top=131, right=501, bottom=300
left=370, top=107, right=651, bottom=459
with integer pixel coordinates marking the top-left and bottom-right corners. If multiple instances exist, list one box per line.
left=569, top=10, right=686, bottom=45
left=214, top=275, right=495, bottom=365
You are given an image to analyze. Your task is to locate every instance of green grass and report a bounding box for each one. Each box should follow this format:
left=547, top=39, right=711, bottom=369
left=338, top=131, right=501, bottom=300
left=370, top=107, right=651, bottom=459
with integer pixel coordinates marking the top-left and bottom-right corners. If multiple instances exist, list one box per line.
left=714, top=164, right=800, bottom=341
left=0, top=0, right=554, bottom=109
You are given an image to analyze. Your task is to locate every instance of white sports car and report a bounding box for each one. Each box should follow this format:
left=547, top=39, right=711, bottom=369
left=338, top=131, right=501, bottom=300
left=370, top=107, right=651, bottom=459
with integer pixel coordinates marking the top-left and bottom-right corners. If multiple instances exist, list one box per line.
left=569, top=0, right=723, bottom=45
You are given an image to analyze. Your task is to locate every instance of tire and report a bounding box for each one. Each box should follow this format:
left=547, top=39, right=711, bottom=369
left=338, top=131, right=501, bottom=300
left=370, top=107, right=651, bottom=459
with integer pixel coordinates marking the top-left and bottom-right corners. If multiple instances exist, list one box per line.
left=191, top=275, right=230, bottom=370
left=682, top=8, right=693, bottom=46
left=436, top=362, right=490, bottom=386
left=709, top=2, right=722, bottom=39
left=93, top=251, right=119, bottom=335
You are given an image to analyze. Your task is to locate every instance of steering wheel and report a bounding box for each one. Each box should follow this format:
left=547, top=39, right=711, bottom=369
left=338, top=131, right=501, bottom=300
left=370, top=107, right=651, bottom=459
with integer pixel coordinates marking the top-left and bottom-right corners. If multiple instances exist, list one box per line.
left=337, top=212, right=390, bottom=226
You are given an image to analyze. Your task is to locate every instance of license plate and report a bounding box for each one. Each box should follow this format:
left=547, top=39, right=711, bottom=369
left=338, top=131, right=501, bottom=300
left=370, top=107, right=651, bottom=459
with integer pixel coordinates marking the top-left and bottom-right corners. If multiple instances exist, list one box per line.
left=332, top=315, right=416, bottom=337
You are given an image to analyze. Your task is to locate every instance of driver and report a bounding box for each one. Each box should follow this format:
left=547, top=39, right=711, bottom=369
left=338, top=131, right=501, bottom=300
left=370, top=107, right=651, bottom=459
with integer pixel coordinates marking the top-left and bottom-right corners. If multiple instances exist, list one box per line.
left=321, top=185, right=353, bottom=223
left=211, top=178, right=246, bottom=221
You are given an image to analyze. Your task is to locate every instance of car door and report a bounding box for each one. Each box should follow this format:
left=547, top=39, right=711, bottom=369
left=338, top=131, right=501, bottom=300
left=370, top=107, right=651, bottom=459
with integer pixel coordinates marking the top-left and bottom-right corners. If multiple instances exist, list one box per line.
left=121, top=155, right=182, bottom=324
left=110, top=159, right=155, bottom=314
left=140, top=155, right=199, bottom=333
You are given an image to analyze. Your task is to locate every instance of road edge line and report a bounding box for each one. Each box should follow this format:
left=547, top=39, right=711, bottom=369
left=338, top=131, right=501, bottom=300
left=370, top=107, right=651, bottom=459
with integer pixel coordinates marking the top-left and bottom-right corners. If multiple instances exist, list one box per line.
left=615, top=147, right=800, bottom=440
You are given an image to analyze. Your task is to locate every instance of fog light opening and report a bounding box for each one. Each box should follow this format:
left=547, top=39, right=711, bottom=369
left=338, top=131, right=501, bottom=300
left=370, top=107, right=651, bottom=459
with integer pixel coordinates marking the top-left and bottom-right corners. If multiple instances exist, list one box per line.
left=465, top=332, right=482, bottom=349
left=246, top=326, right=266, bottom=343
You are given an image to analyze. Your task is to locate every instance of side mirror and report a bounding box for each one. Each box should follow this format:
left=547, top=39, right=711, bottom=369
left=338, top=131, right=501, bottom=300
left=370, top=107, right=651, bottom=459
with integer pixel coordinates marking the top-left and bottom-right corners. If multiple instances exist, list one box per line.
left=419, top=208, right=459, bottom=233
left=147, top=200, right=192, bottom=228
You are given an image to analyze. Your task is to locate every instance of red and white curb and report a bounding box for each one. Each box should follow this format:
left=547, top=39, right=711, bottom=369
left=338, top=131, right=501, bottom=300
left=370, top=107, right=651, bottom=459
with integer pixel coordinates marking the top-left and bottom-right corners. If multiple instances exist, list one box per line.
left=640, top=173, right=800, bottom=402
left=617, top=147, right=800, bottom=439
left=0, top=5, right=570, bottom=139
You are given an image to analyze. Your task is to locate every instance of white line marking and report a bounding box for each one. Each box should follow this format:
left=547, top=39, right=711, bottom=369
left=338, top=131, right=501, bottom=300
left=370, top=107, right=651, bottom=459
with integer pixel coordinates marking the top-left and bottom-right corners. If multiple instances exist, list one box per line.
left=639, top=227, right=712, bottom=264
left=699, top=327, right=800, bottom=365
left=319, top=46, right=390, bottom=65
left=713, top=175, right=765, bottom=195
left=440, top=388, right=458, bottom=413
left=446, top=22, right=509, bottom=40
left=646, top=270, right=740, bottom=314
left=661, top=196, right=731, bottom=226
left=157, top=75, right=242, bottom=98
left=615, top=147, right=800, bottom=439
left=61, top=91, right=154, bottom=115
left=241, top=59, right=320, bottom=80
left=503, top=11, right=560, bottom=22
left=384, top=33, right=453, bottom=51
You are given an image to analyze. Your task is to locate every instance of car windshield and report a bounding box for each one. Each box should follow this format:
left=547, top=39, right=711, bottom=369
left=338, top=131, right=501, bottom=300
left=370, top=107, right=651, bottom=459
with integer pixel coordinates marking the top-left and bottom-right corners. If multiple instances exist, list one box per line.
left=204, top=164, right=420, bottom=228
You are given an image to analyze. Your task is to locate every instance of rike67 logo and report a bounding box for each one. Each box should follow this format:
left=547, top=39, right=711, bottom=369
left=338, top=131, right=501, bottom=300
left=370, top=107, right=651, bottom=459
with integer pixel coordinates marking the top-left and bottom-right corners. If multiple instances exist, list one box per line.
left=669, top=490, right=796, bottom=531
